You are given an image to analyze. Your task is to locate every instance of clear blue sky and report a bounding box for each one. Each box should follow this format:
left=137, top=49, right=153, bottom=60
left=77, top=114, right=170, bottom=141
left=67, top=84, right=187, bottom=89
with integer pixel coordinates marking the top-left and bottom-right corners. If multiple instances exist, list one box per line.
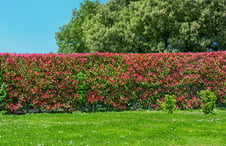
left=0, top=0, right=107, bottom=54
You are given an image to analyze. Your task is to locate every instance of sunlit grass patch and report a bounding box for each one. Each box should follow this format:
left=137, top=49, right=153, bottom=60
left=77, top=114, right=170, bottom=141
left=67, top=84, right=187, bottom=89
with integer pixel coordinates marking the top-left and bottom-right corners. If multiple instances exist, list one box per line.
left=0, top=110, right=225, bottom=145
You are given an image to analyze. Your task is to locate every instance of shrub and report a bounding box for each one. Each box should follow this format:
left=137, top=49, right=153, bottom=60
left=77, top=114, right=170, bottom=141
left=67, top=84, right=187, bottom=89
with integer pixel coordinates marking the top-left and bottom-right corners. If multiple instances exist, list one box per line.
left=76, top=72, right=88, bottom=106
left=158, top=95, right=176, bottom=114
left=0, top=71, right=7, bottom=113
left=198, top=90, right=217, bottom=114
left=0, top=52, right=225, bottom=113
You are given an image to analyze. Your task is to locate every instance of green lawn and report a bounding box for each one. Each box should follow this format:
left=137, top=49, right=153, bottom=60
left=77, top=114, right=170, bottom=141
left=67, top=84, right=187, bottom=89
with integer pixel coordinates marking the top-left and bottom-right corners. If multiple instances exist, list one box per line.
left=0, top=110, right=226, bottom=146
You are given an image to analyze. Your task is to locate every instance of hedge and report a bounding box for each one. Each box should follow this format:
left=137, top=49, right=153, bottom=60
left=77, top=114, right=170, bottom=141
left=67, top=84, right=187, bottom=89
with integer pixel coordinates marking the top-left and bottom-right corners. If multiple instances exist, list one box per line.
left=0, top=52, right=225, bottom=113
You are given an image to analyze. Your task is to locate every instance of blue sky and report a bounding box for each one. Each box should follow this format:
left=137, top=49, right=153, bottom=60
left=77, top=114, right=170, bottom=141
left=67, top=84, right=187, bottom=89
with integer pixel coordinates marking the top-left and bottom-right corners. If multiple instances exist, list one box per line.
left=0, top=0, right=107, bottom=54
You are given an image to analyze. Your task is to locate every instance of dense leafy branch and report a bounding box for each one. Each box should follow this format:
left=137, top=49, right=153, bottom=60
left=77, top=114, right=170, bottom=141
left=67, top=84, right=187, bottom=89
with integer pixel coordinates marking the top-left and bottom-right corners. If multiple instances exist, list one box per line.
left=56, top=0, right=226, bottom=53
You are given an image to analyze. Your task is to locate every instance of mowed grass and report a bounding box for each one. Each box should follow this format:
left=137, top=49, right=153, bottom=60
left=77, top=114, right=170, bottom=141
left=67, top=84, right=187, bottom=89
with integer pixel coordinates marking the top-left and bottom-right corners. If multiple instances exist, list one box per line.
left=0, top=110, right=226, bottom=146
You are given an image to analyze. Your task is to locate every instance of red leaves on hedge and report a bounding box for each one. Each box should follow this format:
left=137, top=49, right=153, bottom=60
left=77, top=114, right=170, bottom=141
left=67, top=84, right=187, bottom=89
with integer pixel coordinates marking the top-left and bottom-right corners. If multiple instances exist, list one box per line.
left=0, top=52, right=225, bottom=113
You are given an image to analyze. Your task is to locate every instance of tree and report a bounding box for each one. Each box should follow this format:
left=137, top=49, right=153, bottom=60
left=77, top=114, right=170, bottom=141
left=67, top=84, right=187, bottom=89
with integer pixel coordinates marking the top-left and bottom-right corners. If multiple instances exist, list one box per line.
left=55, top=0, right=100, bottom=53
left=167, top=0, right=226, bottom=52
left=56, top=0, right=226, bottom=53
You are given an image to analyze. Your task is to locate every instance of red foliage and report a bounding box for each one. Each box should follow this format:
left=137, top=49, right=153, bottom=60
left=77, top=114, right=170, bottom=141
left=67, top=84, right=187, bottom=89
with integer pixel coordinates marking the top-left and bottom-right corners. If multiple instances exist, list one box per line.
left=0, top=51, right=225, bottom=113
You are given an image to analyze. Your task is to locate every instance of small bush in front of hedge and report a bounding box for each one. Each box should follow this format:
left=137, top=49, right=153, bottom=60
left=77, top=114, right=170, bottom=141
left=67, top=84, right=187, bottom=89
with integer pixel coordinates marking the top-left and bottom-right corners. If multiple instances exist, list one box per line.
left=198, top=90, right=217, bottom=114
left=158, top=95, right=176, bottom=114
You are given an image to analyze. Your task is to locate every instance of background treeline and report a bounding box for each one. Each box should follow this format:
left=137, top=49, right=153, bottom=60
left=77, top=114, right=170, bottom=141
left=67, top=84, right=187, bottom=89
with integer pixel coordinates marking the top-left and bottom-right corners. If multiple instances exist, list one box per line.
left=56, top=0, right=226, bottom=53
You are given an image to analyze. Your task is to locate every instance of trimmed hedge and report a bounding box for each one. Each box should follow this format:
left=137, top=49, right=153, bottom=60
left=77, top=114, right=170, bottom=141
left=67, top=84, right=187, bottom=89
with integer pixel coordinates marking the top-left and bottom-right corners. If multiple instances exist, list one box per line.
left=0, top=52, right=225, bottom=113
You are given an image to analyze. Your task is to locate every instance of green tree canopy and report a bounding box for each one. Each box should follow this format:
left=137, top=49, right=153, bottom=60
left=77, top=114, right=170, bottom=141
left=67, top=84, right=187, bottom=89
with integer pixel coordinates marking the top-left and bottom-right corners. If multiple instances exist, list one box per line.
left=56, top=0, right=226, bottom=53
left=55, top=0, right=100, bottom=53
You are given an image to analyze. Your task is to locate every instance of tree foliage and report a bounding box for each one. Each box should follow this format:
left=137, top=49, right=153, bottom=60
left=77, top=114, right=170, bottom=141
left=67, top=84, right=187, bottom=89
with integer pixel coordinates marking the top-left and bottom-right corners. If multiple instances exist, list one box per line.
left=55, top=0, right=100, bottom=53
left=56, top=0, right=226, bottom=53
